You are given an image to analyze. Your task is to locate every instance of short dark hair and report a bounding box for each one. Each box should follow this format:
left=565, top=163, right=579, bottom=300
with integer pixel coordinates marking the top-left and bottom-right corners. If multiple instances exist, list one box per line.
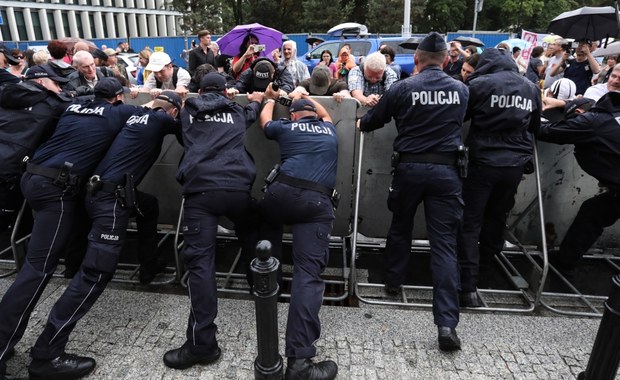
left=197, top=30, right=211, bottom=38
left=47, top=40, right=68, bottom=60
left=512, top=46, right=521, bottom=54
left=380, top=45, right=395, bottom=62
left=464, top=53, right=479, bottom=68
left=531, top=46, right=545, bottom=58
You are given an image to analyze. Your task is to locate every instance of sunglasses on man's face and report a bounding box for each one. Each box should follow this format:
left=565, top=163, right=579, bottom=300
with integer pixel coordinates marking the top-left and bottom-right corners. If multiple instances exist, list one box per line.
left=13, top=55, right=24, bottom=59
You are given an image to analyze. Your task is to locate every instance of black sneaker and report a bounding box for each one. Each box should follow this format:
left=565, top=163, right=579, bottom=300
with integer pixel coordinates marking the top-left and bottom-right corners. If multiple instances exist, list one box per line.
left=284, top=358, right=338, bottom=380
left=28, top=353, right=96, bottom=380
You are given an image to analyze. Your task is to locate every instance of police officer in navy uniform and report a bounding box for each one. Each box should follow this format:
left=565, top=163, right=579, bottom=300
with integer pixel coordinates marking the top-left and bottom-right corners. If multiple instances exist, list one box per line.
left=359, top=32, right=469, bottom=351
left=0, top=77, right=140, bottom=380
left=163, top=73, right=264, bottom=370
left=533, top=91, right=620, bottom=275
left=259, top=91, right=338, bottom=380
left=457, top=48, right=541, bottom=307
left=27, top=91, right=181, bottom=380
left=0, top=65, right=71, bottom=236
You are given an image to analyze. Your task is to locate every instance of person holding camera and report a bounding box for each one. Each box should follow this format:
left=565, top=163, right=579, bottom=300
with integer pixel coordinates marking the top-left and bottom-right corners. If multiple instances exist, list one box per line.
left=444, top=40, right=469, bottom=77
left=273, top=40, right=310, bottom=87
left=232, top=34, right=261, bottom=80
left=550, top=40, right=600, bottom=95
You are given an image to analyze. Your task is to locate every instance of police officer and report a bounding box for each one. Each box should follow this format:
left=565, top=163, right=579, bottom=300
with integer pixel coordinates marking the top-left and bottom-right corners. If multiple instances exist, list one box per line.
left=0, top=65, right=71, bottom=236
left=457, top=48, right=541, bottom=307
left=0, top=77, right=139, bottom=380
left=163, top=73, right=263, bottom=369
left=259, top=91, right=338, bottom=380
left=533, top=91, right=620, bottom=276
left=358, top=32, right=469, bottom=351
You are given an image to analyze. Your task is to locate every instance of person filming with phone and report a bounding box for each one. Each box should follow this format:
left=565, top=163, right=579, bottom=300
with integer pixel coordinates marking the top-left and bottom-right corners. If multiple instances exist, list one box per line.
left=232, top=34, right=262, bottom=80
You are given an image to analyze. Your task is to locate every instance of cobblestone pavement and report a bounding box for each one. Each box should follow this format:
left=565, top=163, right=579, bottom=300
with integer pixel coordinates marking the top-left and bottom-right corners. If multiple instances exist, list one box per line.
left=1, top=277, right=617, bottom=380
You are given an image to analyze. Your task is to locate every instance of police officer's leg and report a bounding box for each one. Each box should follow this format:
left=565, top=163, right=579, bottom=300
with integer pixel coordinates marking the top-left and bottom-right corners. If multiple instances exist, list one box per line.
left=477, top=167, right=523, bottom=282
left=283, top=191, right=337, bottom=380
left=424, top=166, right=463, bottom=331
left=62, top=204, right=90, bottom=278
left=0, top=174, right=82, bottom=365
left=457, top=165, right=495, bottom=293
left=164, top=191, right=241, bottom=369
left=384, top=167, right=423, bottom=290
left=0, top=181, right=20, bottom=234
left=134, top=190, right=164, bottom=283
left=230, top=197, right=260, bottom=284
left=554, top=190, right=620, bottom=272
left=29, top=193, right=130, bottom=367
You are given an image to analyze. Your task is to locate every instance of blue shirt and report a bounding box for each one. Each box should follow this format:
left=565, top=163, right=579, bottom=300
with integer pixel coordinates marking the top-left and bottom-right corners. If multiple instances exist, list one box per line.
left=264, top=116, right=338, bottom=188
left=95, top=108, right=180, bottom=184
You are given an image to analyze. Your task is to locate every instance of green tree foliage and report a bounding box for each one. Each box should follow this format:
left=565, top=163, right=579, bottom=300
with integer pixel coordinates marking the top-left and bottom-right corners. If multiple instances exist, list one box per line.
left=366, top=0, right=409, bottom=34
left=299, top=0, right=354, bottom=33
left=170, top=0, right=224, bottom=34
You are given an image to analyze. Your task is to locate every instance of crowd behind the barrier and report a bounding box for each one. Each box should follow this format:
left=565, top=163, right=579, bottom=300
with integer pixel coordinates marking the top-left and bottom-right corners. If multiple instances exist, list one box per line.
left=0, top=30, right=619, bottom=380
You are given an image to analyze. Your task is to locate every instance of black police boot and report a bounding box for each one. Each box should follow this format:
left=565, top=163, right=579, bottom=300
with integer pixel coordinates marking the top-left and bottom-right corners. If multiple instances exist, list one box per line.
left=163, top=342, right=221, bottom=369
left=437, top=326, right=461, bottom=351
left=384, top=283, right=401, bottom=296
left=139, top=257, right=167, bottom=284
left=28, top=353, right=96, bottom=380
left=0, top=360, right=7, bottom=380
left=284, top=358, right=338, bottom=380
left=459, top=291, right=483, bottom=308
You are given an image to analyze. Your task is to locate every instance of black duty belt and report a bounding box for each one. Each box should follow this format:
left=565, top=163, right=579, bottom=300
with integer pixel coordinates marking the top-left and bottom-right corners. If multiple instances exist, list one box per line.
left=275, top=172, right=336, bottom=198
left=399, top=152, right=458, bottom=166
left=26, top=162, right=81, bottom=187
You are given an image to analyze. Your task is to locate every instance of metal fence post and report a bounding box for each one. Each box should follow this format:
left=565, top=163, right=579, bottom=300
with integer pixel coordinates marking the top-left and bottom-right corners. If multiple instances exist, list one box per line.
left=252, top=240, right=283, bottom=380
left=578, top=274, right=620, bottom=380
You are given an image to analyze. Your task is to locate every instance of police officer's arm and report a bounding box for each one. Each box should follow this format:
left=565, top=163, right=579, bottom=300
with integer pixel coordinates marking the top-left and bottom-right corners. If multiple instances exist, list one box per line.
left=259, top=83, right=279, bottom=129
left=245, top=91, right=264, bottom=127
left=302, top=94, right=332, bottom=124
left=534, top=112, right=599, bottom=144
left=358, top=88, right=393, bottom=132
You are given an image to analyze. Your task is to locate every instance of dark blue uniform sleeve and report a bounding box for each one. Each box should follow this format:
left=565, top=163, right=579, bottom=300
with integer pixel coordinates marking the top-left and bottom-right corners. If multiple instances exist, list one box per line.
left=244, top=101, right=261, bottom=128
left=536, top=112, right=601, bottom=145
left=358, top=88, right=395, bottom=132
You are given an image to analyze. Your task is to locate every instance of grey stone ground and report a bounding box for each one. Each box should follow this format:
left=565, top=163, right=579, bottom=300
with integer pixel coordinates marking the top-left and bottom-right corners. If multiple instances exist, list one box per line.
left=0, top=276, right=617, bottom=380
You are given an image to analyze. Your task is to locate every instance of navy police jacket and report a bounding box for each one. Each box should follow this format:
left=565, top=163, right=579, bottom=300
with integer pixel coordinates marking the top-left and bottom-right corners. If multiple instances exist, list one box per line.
left=95, top=107, right=181, bottom=185
left=31, top=98, right=140, bottom=178
left=535, top=91, right=620, bottom=186
left=0, top=81, right=72, bottom=179
left=177, top=92, right=261, bottom=194
left=360, top=65, right=469, bottom=154
left=465, top=48, right=541, bottom=167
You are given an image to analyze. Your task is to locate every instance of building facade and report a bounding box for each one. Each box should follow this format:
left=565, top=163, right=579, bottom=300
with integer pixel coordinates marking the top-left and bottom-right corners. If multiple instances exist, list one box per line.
left=0, top=0, right=182, bottom=41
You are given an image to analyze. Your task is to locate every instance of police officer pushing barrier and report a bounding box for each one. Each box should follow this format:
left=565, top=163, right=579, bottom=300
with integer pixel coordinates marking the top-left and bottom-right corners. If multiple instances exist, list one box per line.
left=533, top=91, right=620, bottom=277
left=0, top=65, right=72, bottom=236
left=164, top=73, right=264, bottom=370
left=0, top=77, right=141, bottom=380
left=259, top=89, right=339, bottom=380
left=457, top=48, right=541, bottom=307
left=358, top=32, right=469, bottom=352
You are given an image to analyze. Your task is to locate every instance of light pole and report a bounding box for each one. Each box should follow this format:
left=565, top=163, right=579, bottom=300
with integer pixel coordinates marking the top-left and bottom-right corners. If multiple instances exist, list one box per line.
left=472, top=0, right=483, bottom=37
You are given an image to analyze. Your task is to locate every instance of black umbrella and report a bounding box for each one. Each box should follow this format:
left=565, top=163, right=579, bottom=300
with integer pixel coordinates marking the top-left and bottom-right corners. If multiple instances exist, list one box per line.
left=305, top=37, right=325, bottom=46
left=399, top=37, right=422, bottom=50
left=453, top=36, right=485, bottom=47
left=547, top=6, right=620, bottom=41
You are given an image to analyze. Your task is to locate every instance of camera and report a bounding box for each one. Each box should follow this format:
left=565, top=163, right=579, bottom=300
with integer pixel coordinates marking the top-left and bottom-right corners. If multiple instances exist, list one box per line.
left=561, top=41, right=579, bottom=52
left=253, top=44, right=266, bottom=53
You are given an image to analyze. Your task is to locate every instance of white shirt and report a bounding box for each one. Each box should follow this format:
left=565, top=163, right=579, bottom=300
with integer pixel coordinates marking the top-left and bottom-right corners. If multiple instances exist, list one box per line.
left=583, top=83, right=608, bottom=102
left=144, top=67, right=191, bottom=90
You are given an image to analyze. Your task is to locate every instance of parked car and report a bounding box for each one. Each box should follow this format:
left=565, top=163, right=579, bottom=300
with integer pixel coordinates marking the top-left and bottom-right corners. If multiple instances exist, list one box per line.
left=297, top=37, right=417, bottom=77
left=117, top=53, right=138, bottom=85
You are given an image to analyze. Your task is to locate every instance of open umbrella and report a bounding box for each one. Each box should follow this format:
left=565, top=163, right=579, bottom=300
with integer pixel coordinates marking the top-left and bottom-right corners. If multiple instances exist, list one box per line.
left=453, top=36, right=485, bottom=47
left=547, top=6, right=620, bottom=41
left=305, top=37, right=325, bottom=46
left=399, top=37, right=423, bottom=50
left=216, top=23, right=283, bottom=58
left=593, top=40, right=620, bottom=56
left=327, top=22, right=368, bottom=37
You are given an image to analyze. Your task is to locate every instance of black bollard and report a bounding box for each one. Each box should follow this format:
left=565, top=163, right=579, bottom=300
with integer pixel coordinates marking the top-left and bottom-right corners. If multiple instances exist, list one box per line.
left=578, top=274, right=620, bottom=380
left=252, top=240, right=283, bottom=380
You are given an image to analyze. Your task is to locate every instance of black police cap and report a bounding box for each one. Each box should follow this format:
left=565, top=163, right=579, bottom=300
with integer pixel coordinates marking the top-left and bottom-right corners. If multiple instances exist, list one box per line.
left=418, top=32, right=447, bottom=52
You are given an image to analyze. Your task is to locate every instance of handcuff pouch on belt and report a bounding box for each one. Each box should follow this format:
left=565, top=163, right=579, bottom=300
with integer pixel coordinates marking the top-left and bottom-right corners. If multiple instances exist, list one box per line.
left=262, top=164, right=281, bottom=192
left=54, top=162, right=74, bottom=187
left=87, top=173, right=137, bottom=210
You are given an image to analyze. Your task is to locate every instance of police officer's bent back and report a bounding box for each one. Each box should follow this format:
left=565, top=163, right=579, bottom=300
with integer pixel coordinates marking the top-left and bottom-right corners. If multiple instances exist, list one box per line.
left=359, top=32, right=469, bottom=352
left=0, top=77, right=140, bottom=380
left=259, top=89, right=338, bottom=380
left=457, top=48, right=541, bottom=307
left=0, top=65, right=72, bottom=236
left=534, top=91, right=620, bottom=275
left=163, top=73, right=264, bottom=370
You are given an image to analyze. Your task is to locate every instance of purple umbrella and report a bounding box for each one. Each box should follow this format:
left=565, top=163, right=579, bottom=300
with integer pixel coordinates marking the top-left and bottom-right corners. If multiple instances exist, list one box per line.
left=216, top=23, right=283, bottom=57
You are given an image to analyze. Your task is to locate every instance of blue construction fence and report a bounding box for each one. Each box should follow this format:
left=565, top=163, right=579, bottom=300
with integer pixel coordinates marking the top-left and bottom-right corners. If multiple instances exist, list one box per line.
left=2, top=31, right=511, bottom=67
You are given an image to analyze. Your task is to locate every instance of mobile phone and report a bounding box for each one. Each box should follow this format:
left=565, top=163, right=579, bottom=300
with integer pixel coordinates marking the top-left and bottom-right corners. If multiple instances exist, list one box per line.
left=253, top=44, right=266, bottom=53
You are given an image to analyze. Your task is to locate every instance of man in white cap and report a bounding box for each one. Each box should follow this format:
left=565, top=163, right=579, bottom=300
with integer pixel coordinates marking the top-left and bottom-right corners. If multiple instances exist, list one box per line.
left=137, top=51, right=190, bottom=98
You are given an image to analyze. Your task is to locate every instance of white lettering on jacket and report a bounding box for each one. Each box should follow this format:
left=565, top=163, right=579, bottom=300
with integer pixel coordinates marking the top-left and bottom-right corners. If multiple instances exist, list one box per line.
left=66, top=104, right=105, bottom=115
left=290, top=122, right=333, bottom=135
left=490, top=95, right=533, bottom=111
left=411, top=91, right=460, bottom=105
